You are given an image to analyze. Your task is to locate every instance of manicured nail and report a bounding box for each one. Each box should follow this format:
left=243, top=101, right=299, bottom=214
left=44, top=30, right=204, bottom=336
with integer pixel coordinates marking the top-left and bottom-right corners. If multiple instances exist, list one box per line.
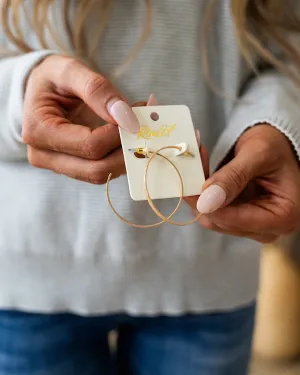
left=147, top=93, right=158, bottom=106
left=107, top=99, right=140, bottom=134
left=197, top=185, right=226, bottom=213
left=195, top=129, right=200, bottom=147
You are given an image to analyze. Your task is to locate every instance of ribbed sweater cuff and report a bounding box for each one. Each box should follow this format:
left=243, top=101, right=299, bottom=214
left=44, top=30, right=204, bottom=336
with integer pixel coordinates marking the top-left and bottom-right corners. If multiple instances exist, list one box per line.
left=210, top=73, right=300, bottom=170
left=11, top=50, right=58, bottom=144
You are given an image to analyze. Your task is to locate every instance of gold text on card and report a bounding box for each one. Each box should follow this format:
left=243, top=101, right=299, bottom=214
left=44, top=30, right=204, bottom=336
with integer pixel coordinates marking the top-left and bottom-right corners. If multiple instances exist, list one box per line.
left=137, top=125, right=176, bottom=140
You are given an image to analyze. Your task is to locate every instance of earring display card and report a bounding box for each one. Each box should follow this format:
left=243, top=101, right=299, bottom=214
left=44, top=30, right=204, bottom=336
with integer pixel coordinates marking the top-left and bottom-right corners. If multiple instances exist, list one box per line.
left=120, top=105, right=205, bottom=201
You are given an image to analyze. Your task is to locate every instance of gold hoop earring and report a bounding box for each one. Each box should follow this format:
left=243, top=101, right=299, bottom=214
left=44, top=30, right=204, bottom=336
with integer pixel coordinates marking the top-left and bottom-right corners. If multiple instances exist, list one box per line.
left=106, top=145, right=202, bottom=228
left=144, top=146, right=203, bottom=226
left=106, top=146, right=184, bottom=228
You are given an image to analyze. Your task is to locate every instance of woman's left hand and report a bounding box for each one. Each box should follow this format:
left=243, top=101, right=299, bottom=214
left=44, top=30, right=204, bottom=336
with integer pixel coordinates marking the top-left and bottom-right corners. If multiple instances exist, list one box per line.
left=186, top=124, right=300, bottom=243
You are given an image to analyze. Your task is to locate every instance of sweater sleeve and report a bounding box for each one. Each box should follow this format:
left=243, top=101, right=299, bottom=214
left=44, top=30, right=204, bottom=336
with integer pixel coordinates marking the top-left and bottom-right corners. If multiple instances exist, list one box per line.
left=210, top=70, right=300, bottom=171
left=0, top=50, right=55, bottom=161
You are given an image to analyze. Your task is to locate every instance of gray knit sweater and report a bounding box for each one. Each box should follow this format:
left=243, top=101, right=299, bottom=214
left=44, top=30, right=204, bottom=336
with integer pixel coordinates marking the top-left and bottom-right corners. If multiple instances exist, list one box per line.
left=0, top=0, right=299, bottom=315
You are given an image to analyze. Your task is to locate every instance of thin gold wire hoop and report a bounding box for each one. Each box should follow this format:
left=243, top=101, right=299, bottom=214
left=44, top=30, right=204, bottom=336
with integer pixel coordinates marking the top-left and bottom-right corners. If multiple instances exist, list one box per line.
left=145, top=146, right=203, bottom=226
left=106, top=149, right=184, bottom=228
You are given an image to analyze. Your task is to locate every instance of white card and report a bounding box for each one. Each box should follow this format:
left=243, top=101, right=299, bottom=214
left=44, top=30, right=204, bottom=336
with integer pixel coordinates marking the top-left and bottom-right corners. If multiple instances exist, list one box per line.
left=120, top=105, right=205, bottom=201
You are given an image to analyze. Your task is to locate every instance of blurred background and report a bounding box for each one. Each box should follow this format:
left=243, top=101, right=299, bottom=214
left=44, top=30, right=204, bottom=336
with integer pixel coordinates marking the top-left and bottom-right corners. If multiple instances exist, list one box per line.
left=249, top=231, right=300, bottom=375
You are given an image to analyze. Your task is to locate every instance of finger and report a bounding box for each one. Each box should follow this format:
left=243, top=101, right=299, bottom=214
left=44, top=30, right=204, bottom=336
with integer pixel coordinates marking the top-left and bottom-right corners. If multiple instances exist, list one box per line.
left=196, top=148, right=266, bottom=214
left=27, top=146, right=126, bottom=184
left=47, top=56, right=139, bottom=133
left=184, top=143, right=209, bottom=208
left=132, top=93, right=157, bottom=107
left=68, top=103, right=105, bottom=129
left=211, top=227, right=278, bottom=244
left=24, top=115, right=122, bottom=160
left=195, top=212, right=278, bottom=243
left=184, top=151, right=208, bottom=207
left=133, top=101, right=147, bottom=107
left=205, top=197, right=298, bottom=235
left=195, top=129, right=201, bottom=147
left=246, top=233, right=278, bottom=243
left=184, top=195, right=198, bottom=208
left=147, top=93, right=158, bottom=106
left=200, top=144, right=209, bottom=179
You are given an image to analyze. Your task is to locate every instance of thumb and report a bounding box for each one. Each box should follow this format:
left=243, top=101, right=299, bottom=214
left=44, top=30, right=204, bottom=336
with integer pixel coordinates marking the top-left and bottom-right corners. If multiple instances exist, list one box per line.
left=196, top=151, right=260, bottom=214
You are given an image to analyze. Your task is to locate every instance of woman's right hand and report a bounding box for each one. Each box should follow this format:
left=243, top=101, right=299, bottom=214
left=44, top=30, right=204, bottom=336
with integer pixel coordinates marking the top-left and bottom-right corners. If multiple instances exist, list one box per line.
left=23, top=55, right=140, bottom=184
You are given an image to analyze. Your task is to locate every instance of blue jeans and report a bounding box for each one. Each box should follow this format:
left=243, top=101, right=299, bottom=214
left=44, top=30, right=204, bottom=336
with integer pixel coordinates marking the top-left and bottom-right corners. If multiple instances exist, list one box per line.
left=0, top=304, right=255, bottom=375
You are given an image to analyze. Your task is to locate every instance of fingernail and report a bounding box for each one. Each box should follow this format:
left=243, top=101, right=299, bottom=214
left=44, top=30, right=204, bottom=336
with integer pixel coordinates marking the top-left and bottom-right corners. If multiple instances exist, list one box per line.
left=197, top=185, right=226, bottom=213
left=195, top=129, right=200, bottom=147
left=107, top=99, right=140, bottom=134
left=147, top=93, right=158, bottom=106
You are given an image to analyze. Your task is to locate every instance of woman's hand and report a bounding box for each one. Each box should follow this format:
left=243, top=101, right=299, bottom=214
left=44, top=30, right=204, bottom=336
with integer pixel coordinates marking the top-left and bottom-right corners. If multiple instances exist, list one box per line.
left=23, top=55, right=140, bottom=184
left=186, top=125, right=300, bottom=243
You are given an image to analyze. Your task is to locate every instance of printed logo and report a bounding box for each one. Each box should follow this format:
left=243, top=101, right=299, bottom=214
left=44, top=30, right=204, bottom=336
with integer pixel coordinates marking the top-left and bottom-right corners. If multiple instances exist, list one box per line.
left=137, top=124, right=176, bottom=140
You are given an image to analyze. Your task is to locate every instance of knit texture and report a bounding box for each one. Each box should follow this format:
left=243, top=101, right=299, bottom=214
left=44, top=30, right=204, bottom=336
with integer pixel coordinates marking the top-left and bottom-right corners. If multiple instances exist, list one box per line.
left=0, top=0, right=299, bottom=315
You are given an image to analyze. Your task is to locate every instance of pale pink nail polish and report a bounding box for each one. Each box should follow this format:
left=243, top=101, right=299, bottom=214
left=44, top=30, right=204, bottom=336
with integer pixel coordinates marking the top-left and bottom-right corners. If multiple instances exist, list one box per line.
left=147, top=93, right=158, bottom=106
left=195, top=129, right=200, bottom=147
left=197, top=185, right=226, bottom=214
left=107, top=99, right=140, bottom=134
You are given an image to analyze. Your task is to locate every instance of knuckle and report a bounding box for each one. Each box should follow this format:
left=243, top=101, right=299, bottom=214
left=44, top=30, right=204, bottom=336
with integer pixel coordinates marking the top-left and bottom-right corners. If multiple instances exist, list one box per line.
left=23, top=109, right=58, bottom=147
left=22, top=129, right=33, bottom=146
left=84, top=74, right=108, bottom=101
left=62, top=57, right=81, bottom=75
left=86, top=164, right=107, bottom=185
left=22, top=115, right=36, bottom=145
left=79, top=136, right=103, bottom=160
left=40, top=54, right=65, bottom=70
left=99, top=123, right=119, bottom=143
left=79, top=125, right=118, bottom=160
left=57, top=57, right=81, bottom=86
left=27, top=147, right=43, bottom=168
